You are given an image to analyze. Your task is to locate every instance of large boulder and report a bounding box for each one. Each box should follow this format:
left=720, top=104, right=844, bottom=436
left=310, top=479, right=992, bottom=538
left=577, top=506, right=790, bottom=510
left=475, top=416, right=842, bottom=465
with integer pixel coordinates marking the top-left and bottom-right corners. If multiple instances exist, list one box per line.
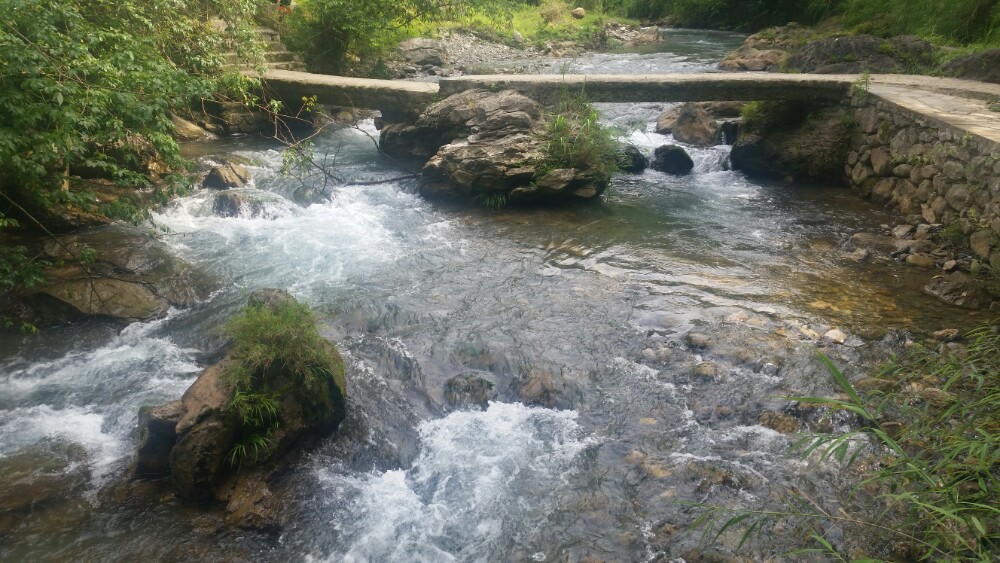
left=730, top=101, right=851, bottom=184
left=940, top=49, right=1000, bottom=84
left=202, top=162, right=251, bottom=190
left=650, top=145, right=694, bottom=175
left=786, top=35, right=933, bottom=74
left=616, top=144, right=648, bottom=174
left=379, top=89, right=542, bottom=159
left=134, top=290, right=348, bottom=528
left=672, top=103, right=720, bottom=146
left=389, top=90, right=618, bottom=205
left=397, top=38, right=448, bottom=66
left=26, top=225, right=215, bottom=323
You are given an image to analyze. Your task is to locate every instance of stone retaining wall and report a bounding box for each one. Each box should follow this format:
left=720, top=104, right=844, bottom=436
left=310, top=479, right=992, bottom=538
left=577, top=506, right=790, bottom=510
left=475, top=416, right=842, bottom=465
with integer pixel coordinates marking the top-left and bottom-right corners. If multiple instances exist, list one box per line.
left=848, top=92, right=1000, bottom=266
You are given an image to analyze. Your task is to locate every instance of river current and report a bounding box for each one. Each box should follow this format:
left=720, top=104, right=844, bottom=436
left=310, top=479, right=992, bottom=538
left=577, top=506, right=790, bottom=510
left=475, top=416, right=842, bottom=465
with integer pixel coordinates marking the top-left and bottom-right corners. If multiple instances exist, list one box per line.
left=0, top=30, right=984, bottom=561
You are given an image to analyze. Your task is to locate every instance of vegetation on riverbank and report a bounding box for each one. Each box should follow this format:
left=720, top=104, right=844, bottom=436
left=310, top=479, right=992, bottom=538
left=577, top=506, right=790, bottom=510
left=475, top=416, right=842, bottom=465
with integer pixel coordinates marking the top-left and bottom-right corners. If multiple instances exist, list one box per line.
left=0, top=0, right=262, bottom=310
left=698, top=325, right=1000, bottom=560
left=621, top=0, right=1000, bottom=47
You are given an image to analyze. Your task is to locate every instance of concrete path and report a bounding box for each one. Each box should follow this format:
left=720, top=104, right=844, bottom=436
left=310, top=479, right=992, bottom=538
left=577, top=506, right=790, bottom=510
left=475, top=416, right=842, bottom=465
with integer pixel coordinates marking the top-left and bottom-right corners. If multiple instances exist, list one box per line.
left=872, top=84, right=1000, bottom=145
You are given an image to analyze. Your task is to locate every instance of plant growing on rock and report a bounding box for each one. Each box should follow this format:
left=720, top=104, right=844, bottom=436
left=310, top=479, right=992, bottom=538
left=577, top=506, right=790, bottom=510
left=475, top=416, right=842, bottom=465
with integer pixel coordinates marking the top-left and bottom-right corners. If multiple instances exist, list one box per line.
left=223, top=295, right=346, bottom=467
left=538, top=92, right=621, bottom=186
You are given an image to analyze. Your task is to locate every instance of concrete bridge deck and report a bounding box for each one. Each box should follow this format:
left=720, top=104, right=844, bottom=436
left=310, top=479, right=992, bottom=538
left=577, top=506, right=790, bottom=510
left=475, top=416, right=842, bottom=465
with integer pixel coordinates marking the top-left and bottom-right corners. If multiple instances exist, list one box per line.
left=259, top=69, right=1000, bottom=144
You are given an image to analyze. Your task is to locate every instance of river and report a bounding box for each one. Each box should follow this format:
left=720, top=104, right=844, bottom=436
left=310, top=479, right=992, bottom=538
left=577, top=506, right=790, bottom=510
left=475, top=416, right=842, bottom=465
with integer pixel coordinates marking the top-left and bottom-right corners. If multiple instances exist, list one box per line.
left=0, top=29, right=984, bottom=561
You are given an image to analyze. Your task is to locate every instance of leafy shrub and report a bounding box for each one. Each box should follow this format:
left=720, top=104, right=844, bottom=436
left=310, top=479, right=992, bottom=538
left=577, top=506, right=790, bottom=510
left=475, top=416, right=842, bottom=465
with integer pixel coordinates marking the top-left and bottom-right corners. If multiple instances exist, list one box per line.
left=283, top=0, right=516, bottom=73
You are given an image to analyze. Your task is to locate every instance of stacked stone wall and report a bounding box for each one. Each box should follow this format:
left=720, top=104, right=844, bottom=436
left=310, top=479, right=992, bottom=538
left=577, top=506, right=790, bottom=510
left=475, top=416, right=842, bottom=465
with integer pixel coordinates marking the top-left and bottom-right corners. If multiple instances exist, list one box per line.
left=847, top=94, right=1000, bottom=266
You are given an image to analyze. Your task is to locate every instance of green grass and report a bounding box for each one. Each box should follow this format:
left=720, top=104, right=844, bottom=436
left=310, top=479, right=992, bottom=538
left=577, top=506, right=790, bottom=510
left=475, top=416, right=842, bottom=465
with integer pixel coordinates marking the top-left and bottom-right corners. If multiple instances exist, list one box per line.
left=537, top=91, right=622, bottom=184
left=223, top=297, right=346, bottom=467
left=695, top=326, right=1000, bottom=560
left=396, top=3, right=637, bottom=50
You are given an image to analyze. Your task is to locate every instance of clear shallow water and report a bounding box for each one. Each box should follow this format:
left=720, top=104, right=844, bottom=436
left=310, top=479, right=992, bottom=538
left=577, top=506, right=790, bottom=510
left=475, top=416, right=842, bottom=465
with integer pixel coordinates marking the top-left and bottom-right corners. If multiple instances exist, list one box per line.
left=0, top=31, right=985, bottom=561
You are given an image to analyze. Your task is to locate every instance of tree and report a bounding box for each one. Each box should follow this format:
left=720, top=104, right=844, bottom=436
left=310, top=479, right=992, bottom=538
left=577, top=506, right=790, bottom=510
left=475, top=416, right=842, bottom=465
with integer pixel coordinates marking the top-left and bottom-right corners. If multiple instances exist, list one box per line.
left=284, top=0, right=517, bottom=73
left=0, top=0, right=259, bottom=292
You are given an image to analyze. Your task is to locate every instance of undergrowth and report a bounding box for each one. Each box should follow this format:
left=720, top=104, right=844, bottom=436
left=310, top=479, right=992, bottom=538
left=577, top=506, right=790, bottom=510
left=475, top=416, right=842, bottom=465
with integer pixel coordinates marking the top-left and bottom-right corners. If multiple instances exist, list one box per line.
left=695, top=325, right=1000, bottom=560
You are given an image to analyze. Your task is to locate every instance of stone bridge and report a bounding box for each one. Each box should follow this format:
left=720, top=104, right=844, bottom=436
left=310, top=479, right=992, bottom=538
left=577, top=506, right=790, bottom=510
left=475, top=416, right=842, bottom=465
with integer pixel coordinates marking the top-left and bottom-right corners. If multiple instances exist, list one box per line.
left=260, top=69, right=1000, bottom=133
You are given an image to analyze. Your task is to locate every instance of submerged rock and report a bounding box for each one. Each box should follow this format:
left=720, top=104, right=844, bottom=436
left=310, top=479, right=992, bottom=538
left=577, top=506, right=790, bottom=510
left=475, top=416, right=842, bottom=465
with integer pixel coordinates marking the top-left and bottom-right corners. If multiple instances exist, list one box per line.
left=212, top=189, right=294, bottom=219
left=650, top=145, right=694, bottom=175
left=924, top=272, right=991, bottom=309
left=616, top=144, right=648, bottom=174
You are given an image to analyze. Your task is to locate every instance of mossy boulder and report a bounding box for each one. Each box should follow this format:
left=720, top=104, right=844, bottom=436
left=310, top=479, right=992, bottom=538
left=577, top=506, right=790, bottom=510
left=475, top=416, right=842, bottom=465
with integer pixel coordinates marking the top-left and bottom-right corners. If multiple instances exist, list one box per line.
left=730, top=100, right=851, bottom=185
left=133, top=289, right=347, bottom=530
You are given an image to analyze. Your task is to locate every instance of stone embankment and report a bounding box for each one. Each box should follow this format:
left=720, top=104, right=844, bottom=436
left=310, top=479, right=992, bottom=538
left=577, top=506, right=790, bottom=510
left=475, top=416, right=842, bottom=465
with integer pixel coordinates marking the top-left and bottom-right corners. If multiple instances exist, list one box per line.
left=840, top=83, right=1000, bottom=307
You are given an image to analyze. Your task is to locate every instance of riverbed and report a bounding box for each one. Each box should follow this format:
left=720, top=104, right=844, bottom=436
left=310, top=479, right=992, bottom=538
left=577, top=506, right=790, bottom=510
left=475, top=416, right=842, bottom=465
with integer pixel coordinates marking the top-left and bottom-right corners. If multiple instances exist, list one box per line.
left=0, top=30, right=985, bottom=561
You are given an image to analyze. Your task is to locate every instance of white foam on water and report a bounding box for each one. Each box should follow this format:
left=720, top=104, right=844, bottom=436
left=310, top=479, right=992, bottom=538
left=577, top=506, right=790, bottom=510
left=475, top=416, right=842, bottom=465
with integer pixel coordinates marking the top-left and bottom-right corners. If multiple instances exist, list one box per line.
left=0, top=311, right=201, bottom=480
left=310, top=402, right=592, bottom=563
left=0, top=405, right=120, bottom=474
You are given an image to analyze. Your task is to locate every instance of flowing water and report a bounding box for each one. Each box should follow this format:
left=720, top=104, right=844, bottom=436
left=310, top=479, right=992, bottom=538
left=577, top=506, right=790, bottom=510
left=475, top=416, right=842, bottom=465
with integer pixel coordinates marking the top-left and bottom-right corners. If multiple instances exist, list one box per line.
left=0, top=31, right=986, bottom=561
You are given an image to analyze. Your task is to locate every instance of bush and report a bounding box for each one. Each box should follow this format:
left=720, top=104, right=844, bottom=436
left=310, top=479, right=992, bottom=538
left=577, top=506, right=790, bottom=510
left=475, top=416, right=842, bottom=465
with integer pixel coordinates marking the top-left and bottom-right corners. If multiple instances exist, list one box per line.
left=0, top=0, right=260, bottom=302
left=283, top=0, right=516, bottom=73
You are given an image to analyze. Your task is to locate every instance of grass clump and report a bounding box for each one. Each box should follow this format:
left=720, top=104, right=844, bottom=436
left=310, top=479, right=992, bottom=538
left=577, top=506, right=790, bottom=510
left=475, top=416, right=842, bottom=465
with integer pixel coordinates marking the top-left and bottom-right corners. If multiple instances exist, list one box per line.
left=222, top=297, right=346, bottom=467
left=538, top=92, right=622, bottom=185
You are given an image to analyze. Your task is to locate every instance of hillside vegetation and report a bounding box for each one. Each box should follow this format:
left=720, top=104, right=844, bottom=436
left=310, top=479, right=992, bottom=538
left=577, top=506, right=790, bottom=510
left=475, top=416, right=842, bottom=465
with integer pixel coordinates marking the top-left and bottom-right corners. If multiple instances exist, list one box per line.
left=623, top=0, right=1000, bottom=47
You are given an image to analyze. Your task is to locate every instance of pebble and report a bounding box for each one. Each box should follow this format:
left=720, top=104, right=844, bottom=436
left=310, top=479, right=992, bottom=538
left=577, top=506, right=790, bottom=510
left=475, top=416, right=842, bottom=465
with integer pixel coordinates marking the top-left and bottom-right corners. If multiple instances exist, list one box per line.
left=823, top=329, right=848, bottom=344
left=905, top=253, right=936, bottom=268
left=932, top=328, right=960, bottom=341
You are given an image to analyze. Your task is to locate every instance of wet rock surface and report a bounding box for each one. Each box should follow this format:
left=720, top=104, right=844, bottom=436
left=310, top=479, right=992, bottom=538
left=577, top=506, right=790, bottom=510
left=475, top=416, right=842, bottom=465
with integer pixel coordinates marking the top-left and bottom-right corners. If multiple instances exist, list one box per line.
left=731, top=101, right=851, bottom=184
left=22, top=225, right=215, bottom=324
left=202, top=162, right=251, bottom=190
left=133, top=290, right=348, bottom=532
left=650, top=144, right=694, bottom=175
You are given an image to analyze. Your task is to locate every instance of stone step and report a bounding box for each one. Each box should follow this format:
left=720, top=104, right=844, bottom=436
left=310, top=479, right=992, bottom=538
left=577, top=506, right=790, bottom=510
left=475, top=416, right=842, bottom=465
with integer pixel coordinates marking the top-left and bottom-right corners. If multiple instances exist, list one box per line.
left=226, top=50, right=300, bottom=64
left=265, top=61, right=307, bottom=71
